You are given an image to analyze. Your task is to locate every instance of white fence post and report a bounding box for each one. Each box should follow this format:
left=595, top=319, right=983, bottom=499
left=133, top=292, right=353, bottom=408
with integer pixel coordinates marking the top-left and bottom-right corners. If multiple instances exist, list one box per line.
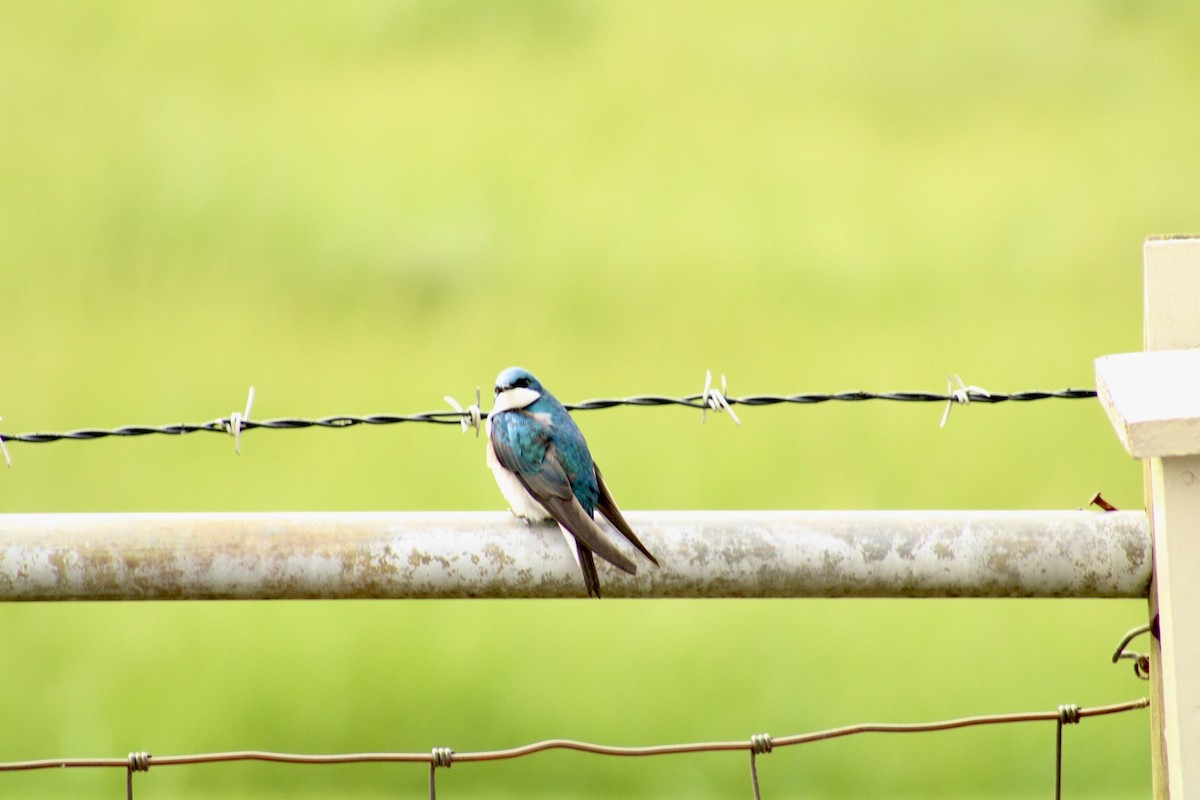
left=1096, top=235, right=1200, bottom=800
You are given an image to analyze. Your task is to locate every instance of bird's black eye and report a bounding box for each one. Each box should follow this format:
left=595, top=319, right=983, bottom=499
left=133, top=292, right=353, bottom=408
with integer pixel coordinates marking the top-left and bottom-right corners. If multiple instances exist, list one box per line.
left=514, top=377, right=529, bottom=388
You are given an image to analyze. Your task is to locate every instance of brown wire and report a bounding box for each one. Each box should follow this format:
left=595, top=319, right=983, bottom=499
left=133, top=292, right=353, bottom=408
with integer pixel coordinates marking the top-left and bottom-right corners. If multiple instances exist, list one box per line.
left=0, top=698, right=1148, bottom=773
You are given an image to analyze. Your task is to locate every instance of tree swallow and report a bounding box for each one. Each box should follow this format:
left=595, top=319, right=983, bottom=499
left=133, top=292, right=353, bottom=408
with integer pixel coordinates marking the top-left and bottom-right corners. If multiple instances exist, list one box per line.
left=486, top=367, right=659, bottom=598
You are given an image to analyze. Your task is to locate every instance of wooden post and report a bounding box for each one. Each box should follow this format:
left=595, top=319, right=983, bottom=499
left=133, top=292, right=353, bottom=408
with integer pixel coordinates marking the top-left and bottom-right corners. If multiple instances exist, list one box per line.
left=1096, top=235, right=1200, bottom=800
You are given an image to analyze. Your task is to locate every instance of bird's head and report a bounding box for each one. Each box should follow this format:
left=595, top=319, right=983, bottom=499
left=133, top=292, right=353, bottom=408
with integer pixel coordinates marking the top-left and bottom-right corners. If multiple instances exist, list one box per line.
left=492, top=366, right=545, bottom=413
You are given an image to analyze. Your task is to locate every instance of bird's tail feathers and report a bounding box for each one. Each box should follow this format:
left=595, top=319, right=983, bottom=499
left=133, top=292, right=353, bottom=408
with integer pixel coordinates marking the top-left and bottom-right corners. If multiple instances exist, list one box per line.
left=578, top=544, right=602, bottom=599
left=595, top=467, right=660, bottom=567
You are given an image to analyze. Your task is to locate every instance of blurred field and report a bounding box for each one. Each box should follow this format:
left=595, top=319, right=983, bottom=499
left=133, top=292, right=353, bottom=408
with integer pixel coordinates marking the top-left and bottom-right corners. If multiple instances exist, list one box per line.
left=4, top=1, right=1197, bottom=797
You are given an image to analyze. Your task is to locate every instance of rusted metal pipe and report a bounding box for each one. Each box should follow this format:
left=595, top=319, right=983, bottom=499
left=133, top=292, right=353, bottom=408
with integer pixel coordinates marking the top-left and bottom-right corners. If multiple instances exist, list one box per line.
left=0, top=510, right=1150, bottom=600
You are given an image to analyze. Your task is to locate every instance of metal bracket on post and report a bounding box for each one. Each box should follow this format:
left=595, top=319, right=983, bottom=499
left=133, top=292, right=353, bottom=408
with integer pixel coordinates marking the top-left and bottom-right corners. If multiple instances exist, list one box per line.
left=1095, top=234, right=1200, bottom=800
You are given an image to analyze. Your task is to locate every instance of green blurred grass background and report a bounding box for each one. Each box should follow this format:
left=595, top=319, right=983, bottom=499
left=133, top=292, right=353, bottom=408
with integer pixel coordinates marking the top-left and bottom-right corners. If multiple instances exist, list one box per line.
left=3, top=1, right=1195, bottom=797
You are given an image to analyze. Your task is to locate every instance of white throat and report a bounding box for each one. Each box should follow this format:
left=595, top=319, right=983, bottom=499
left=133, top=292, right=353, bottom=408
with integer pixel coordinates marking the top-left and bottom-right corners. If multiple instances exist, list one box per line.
left=491, top=386, right=541, bottom=414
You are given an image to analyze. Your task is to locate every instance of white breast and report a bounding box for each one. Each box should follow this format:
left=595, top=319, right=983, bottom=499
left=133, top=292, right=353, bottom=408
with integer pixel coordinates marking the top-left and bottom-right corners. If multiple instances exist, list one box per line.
left=486, top=418, right=552, bottom=521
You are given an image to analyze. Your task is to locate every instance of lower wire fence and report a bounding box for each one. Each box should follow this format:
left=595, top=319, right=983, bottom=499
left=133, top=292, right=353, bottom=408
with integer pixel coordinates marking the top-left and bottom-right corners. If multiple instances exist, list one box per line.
left=0, top=699, right=1150, bottom=800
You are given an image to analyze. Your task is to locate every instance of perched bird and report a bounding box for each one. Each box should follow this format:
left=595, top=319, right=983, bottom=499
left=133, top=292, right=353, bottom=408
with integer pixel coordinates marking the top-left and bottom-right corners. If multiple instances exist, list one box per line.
left=486, top=366, right=659, bottom=597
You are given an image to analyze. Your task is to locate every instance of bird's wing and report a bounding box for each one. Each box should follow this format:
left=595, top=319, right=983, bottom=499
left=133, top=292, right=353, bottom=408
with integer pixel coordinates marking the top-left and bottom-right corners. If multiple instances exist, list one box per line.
left=490, top=421, right=637, bottom=577
left=528, top=450, right=638, bottom=578
left=594, top=464, right=660, bottom=567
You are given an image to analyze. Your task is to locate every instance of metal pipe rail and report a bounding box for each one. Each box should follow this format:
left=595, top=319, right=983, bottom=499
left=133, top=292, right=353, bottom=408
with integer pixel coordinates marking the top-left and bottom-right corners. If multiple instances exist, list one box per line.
left=0, top=510, right=1150, bottom=600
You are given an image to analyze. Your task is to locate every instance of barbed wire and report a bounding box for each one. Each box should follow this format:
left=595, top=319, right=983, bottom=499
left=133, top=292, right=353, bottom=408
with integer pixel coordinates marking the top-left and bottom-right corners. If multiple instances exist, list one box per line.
left=0, top=373, right=1098, bottom=456
left=0, top=698, right=1149, bottom=800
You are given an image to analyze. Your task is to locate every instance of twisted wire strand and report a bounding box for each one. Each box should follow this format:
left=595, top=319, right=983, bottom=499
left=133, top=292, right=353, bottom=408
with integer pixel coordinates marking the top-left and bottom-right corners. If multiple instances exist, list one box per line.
left=570, top=388, right=1097, bottom=411
left=0, top=388, right=1097, bottom=445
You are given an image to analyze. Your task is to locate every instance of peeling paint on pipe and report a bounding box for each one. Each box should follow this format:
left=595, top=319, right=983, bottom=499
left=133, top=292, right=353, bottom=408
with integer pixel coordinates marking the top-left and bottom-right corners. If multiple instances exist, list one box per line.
left=0, top=511, right=1150, bottom=600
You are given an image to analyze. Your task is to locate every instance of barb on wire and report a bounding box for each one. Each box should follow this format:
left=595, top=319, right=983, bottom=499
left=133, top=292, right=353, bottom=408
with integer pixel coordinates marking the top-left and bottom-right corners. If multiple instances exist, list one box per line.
left=223, top=387, right=255, bottom=455
left=940, top=374, right=991, bottom=428
left=0, top=416, right=10, bottom=468
left=0, top=384, right=1099, bottom=449
left=701, top=371, right=741, bottom=425
left=444, top=389, right=482, bottom=437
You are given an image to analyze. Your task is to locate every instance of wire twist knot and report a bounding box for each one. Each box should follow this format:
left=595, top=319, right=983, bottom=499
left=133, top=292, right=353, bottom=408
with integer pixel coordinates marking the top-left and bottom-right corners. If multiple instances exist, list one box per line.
left=431, top=747, right=453, bottom=769
left=1057, top=704, right=1081, bottom=725
left=750, top=733, right=774, bottom=755
left=127, top=752, right=152, bottom=772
